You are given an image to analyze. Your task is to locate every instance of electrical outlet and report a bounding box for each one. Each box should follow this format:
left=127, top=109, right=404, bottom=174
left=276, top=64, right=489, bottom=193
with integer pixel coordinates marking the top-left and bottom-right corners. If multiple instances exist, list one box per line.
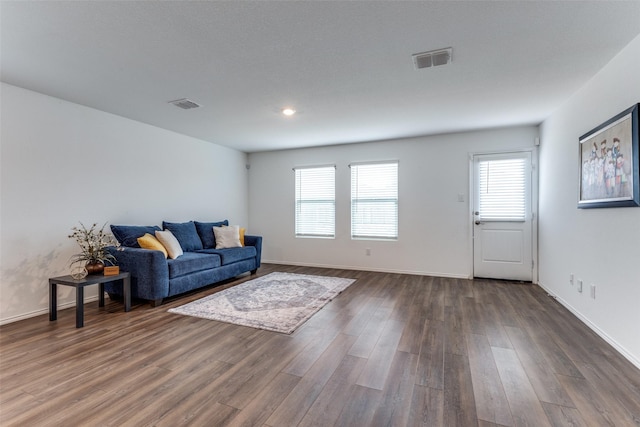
left=570, top=273, right=574, bottom=285
left=590, top=284, right=596, bottom=299
left=365, top=248, right=371, bottom=256
left=577, top=280, right=583, bottom=293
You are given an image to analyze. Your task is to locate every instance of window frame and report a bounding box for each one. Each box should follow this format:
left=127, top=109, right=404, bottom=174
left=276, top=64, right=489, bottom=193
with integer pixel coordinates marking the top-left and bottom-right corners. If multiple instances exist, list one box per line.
left=294, top=165, right=336, bottom=239
left=476, top=155, right=528, bottom=222
left=350, top=161, right=399, bottom=240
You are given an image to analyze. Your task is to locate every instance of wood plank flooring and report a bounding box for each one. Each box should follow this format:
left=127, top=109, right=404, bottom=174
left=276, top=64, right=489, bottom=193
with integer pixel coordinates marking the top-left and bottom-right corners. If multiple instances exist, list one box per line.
left=1, top=264, right=639, bottom=426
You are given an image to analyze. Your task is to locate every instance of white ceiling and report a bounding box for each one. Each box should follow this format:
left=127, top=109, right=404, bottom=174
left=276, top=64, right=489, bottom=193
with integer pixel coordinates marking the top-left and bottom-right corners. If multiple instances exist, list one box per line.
left=2, top=1, right=640, bottom=153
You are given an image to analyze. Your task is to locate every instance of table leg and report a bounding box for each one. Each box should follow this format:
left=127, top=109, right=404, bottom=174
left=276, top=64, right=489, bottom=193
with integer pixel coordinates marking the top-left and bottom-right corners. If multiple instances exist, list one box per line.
left=123, top=277, right=131, bottom=312
left=76, top=286, right=84, bottom=328
left=49, top=281, right=57, bottom=321
left=99, top=283, right=105, bottom=307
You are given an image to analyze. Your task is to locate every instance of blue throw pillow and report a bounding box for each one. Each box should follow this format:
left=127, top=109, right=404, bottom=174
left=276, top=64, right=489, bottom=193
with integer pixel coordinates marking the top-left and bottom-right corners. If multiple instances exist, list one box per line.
left=111, top=225, right=161, bottom=248
left=194, top=220, right=229, bottom=249
left=163, top=221, right=203, bottom=252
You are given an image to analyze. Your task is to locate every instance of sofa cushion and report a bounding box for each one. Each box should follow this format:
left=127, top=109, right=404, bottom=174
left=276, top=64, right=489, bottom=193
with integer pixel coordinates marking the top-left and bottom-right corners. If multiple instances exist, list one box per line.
left=163, top=221, right=203, bottom=252
left=137, top=233, right=168, bottom=258
left=167, top=252, right=221, bottom=279
left=239, top=227, right=246, bottom=246
left=155, top=230, right=183, bottom=259
left=111, top=225, right=161, bottom=248
left=196, top=246, right=257, bottom=265
left=194, top=220, right=229, bottom=249
left=214, top=225, right=242, bottom=249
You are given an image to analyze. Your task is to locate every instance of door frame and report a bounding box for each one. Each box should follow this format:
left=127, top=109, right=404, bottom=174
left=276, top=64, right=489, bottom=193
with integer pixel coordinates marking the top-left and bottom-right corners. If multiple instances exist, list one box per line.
left=468, top=147, right=539, bottom=283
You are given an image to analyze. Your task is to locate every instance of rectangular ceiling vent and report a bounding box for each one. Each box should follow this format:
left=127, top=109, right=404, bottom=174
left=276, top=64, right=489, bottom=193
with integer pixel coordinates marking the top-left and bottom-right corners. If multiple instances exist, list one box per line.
left=412, top=47, right=452, bottom=70
left=169, top=98, right=201, bottom=109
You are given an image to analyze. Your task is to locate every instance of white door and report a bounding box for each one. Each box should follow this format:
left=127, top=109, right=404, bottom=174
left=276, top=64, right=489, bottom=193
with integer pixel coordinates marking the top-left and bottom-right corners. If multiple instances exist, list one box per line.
left=473, top=152, right=533, bottom=281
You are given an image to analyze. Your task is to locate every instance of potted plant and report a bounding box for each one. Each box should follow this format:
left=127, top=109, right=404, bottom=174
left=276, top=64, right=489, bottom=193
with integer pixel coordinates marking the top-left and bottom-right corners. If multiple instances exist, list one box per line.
left=69, top=222, right=118, bottom=275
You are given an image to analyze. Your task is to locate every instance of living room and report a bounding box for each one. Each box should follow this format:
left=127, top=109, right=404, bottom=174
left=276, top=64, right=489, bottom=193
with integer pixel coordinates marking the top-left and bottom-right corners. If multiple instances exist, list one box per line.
left=1, top=1, right=639, bottom=425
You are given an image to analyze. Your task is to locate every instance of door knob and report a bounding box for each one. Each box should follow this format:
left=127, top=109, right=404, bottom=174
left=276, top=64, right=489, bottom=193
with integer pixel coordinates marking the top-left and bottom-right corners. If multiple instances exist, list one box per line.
left=475, top=220, right=481, bottom=225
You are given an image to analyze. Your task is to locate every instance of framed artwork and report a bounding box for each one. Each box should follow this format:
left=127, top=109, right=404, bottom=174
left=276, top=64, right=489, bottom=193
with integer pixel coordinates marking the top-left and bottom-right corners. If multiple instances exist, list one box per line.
left=578, top=103, right=639, bottom=208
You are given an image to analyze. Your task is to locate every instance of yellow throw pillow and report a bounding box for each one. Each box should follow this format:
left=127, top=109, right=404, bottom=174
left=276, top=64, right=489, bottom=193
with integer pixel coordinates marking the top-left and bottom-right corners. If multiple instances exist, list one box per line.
left=239, top=227, right=246, bottom=246
left=137, top=233, right=168, bottom=258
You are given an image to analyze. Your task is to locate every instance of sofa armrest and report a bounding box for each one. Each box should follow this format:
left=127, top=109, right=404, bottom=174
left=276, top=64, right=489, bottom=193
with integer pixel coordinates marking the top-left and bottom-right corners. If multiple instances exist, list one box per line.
left=106, top=246, right=169, bottom=301
left=244, top=235, right=262, bottom=269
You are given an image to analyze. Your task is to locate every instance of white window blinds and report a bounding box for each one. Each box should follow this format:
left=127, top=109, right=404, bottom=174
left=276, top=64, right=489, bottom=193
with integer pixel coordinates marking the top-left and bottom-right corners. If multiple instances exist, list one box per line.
left=295, top=166, right=335, bottom=238
left=478, top=157, right=526, bottom=221
left=351, top=161, right=398, bottom=239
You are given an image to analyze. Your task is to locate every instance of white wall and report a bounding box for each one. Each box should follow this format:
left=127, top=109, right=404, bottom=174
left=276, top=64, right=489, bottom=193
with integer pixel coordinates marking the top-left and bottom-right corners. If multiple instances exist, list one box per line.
left=248, top=126, right=538, bottom=277
left=539, top=35, right=640, bottom=367
left=0, top=83, right=249, bottom=323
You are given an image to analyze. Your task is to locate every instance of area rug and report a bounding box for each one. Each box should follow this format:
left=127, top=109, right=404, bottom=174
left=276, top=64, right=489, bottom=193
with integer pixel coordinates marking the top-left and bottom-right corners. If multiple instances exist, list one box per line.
left=168, top=272, right=356, bottom=334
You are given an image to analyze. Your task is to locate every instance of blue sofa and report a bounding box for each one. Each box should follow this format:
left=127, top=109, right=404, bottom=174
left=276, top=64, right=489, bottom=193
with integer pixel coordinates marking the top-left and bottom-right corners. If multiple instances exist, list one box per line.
left=105, top=220, right=262, bottom=306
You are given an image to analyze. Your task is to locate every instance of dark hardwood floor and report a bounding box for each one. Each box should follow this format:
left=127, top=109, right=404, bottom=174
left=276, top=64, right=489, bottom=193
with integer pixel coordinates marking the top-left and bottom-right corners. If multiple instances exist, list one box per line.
left=1, top=264, right=639, bottom=426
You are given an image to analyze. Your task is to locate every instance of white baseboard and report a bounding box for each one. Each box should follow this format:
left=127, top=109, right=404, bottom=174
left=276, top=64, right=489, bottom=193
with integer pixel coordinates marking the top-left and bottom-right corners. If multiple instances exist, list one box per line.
left=261, top=259, right=469, bottom=279
left=537, top=282, right=640, bottom=370
left=0, top=295, right=99, bottom=326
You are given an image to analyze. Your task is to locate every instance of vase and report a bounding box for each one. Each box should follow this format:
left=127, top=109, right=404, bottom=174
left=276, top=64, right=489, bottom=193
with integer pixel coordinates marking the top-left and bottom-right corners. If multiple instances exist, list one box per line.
left=85, top=261, right=105, bottom=275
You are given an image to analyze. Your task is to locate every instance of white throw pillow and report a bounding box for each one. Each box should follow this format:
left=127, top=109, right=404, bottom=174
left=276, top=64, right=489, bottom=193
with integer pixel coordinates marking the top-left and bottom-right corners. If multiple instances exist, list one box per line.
left=155, top=230, right=183, bottom=259
left=213, top=225, right=242, bottom=249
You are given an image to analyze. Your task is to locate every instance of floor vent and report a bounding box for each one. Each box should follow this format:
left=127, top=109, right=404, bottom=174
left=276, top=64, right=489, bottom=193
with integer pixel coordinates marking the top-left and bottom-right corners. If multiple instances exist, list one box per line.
left=412, top=47, right=452, bottom=70
left=168, top=98, right=201, bottom=109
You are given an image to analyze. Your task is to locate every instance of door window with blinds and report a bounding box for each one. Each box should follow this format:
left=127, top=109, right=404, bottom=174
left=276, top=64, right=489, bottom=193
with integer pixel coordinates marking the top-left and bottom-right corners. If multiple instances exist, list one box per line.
left=350, top=161, right=398, bottom=239
left=477, top=155, right=528, bottom=221
left=294, top=165, right=335, bottom=238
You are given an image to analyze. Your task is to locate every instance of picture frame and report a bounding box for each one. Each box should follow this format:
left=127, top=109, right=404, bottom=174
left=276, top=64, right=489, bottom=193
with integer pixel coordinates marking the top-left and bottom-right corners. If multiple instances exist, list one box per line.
left=578, top=103, right=639, bottom=208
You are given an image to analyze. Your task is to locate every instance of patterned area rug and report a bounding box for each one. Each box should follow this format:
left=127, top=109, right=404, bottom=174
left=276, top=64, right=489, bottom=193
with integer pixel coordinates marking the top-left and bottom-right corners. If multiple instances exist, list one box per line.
left=168, top=272, right=356, bottom=334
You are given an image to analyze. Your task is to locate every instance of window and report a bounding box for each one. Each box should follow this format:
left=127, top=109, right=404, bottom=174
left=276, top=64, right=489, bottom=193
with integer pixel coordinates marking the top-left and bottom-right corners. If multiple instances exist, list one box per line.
left=295, top=166, right=335, bottom=238
left=477, top=157, right=527, bottom=221
left=351, top=161, right=398, bottom=239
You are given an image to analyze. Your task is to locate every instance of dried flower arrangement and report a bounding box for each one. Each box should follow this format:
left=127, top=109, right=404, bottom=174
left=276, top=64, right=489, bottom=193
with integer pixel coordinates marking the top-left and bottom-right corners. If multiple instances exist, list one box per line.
left=68, top=222, right=118, bottom=275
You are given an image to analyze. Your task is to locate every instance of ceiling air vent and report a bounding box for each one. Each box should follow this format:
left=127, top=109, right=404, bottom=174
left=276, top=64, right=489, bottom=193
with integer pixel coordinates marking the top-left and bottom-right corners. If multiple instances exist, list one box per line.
left=168, top=98, right=201, bottom=109
left=412, top=47, right=452, bottom=70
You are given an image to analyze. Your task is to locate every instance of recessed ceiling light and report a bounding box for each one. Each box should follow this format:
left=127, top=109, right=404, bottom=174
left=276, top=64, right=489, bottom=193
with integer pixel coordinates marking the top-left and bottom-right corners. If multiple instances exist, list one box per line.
left=282, top=108, right=296, bottom=116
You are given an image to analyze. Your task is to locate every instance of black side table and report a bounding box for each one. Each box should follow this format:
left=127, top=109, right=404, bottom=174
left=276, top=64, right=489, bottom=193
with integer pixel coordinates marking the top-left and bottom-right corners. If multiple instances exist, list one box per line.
left=49, top=272, right=131, bottom=328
